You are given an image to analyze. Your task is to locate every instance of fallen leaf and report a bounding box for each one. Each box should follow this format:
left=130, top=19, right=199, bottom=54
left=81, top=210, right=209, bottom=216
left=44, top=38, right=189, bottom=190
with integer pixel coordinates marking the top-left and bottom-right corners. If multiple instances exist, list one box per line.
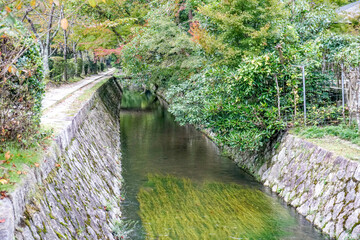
left=0, top=179, right=8, bottom=185
left=0, top=191, right=8, bottom=199
left=5, top=6, right=11, bottom=13
left=34, top=163, right=40, bottom=167
left=55, top=164, right=61, bottom=168
left=0, top=219, right=5, bottom=223
left=16, top=171, right=22, bottom=175
left=4, top=151, right=10, bottom=161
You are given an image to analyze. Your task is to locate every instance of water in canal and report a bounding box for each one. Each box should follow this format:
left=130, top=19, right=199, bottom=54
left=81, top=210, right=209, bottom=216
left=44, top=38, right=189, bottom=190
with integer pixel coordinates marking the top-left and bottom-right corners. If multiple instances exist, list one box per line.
left=119, top=91, right=325, bottom=240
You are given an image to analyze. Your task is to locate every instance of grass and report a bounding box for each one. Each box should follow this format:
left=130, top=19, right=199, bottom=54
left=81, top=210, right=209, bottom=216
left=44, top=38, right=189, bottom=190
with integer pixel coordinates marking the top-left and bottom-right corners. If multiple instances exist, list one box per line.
left=78, top=78, right=109, bottom=102
left=291, top=124, right=360, bottom=145
left=137, top=175, right=295, bottom=240
left=0, top=143, right=44, bottom=191
left=291, top=124, right=360, bottom=160
left=0, top=128, right=53, bottom=192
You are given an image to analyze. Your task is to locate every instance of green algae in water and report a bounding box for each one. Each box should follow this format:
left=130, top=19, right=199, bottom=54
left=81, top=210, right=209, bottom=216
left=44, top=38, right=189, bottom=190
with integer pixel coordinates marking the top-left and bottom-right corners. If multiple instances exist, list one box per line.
left=138, top=175, right=296, bottom=240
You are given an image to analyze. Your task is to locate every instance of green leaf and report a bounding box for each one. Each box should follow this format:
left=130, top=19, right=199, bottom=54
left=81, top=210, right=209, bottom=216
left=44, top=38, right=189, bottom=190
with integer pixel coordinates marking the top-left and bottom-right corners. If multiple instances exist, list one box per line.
left=88, top=0, right=97, bottom=7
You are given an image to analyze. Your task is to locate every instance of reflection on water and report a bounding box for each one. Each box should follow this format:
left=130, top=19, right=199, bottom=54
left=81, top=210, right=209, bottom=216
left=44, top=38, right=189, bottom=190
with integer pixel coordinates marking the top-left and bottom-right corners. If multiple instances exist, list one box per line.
left=119, top=91, right=325, bottom=240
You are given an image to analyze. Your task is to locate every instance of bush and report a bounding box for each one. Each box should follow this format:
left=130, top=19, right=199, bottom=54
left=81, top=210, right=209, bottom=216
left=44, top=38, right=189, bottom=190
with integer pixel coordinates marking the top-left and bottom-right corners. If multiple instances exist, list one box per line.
left=49, top=57, right=76, bottom=82
left=0, top=16, right=44, bottom=146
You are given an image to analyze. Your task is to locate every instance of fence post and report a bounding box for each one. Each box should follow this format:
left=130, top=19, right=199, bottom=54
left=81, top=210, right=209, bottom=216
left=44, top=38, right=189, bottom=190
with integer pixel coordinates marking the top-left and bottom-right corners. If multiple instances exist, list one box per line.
left=302, top=66, right=306, bottom=126
left=341, top=63, right=345, bottom=123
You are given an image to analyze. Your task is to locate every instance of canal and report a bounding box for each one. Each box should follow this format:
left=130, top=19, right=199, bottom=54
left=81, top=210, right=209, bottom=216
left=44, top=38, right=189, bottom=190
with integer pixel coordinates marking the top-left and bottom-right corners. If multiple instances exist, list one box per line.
left=119, top=91, right=325, bottom=239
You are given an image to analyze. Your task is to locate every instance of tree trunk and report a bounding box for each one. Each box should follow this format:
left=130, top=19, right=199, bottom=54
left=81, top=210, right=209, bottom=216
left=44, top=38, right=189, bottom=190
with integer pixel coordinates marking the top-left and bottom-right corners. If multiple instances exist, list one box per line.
left=45, top=2, right=56, bottom=78
left=43, top=52, right=50, bottom=78
left=61, top=7, right=68, bottom=82
left=73, top=43, right=78, bottom=77
left=63, top=32, right=68, bottom=82
left=274, top=74, right=281, bottom=120
left=188, top=9, right=193, bottom=20
left=80, top=51, right=86, bottom=76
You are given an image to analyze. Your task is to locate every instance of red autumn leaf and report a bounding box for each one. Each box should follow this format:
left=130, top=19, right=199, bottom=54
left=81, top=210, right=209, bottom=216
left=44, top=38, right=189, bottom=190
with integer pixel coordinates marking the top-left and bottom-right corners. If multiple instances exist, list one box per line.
left=0, top=191, right=8, bottom=199
left=0, top=219, right=5, bottom=223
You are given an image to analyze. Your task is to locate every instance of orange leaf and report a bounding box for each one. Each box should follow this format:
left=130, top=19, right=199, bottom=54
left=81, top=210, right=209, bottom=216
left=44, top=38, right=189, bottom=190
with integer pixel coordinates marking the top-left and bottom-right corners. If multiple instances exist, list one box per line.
left=30, top=0, right=36, bottom=7
left=4, top=151, right=10, bottom=161
left=5, top=6, right=11, bottom=13
left=16, top=1, right=23, bottom=10
left=34, top=163, right=40, bottom=167
left=61, top=18, right=69, bottom=30
left=0, top=219, right=5, bottom=223
left=55, top=164, right=61, bottom=168
left=16, top=171, right=22, bottom=175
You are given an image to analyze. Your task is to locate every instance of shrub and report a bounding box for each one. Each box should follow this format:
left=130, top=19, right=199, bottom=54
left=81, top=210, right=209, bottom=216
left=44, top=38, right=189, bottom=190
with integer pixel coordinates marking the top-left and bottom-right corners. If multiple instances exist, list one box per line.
left=49, top=57, right=77, bottom=82
left=0, top=14, right=44, bottom=146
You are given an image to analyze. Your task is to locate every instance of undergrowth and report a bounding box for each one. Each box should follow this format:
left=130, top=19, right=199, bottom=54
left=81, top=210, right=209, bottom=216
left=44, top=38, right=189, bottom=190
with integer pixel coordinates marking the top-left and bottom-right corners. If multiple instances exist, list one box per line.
left=0, top=129, right=53, bottom=192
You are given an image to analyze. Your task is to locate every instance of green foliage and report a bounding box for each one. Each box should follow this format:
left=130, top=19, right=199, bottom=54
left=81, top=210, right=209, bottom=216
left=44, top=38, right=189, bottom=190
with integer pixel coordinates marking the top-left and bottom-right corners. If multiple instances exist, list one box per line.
left=335, top=41, right=360, bottom=66
left=291, top=0, right=336, bottom=42
left=70, top=0, right=149, bottom=51
left=50, top=56, right=106, bottom=82
left=196, top=0, right=286, bottom=62
left=0, top=10, right=44, bottom=145
left=293, top=105, right=344, bottom=126
left=121, top=12, right=206, bottom=88
left=50, top=57, right=76, bottom=82
left=121, top=0, right=357, bottom=152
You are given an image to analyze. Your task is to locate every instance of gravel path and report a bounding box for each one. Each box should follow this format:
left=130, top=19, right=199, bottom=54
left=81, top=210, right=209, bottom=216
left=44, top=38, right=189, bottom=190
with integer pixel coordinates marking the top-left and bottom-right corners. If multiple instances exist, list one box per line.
left=337, top=1, right=360, bottom=16
left=41, top=69, right=116, bottom=133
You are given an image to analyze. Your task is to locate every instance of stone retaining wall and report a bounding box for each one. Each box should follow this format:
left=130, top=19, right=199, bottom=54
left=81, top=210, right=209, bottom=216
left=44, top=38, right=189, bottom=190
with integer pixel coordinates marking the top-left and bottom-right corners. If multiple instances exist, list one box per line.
left=223, top=133, right=360, bottom=239
left=0, top=77, right=123, bottom=240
